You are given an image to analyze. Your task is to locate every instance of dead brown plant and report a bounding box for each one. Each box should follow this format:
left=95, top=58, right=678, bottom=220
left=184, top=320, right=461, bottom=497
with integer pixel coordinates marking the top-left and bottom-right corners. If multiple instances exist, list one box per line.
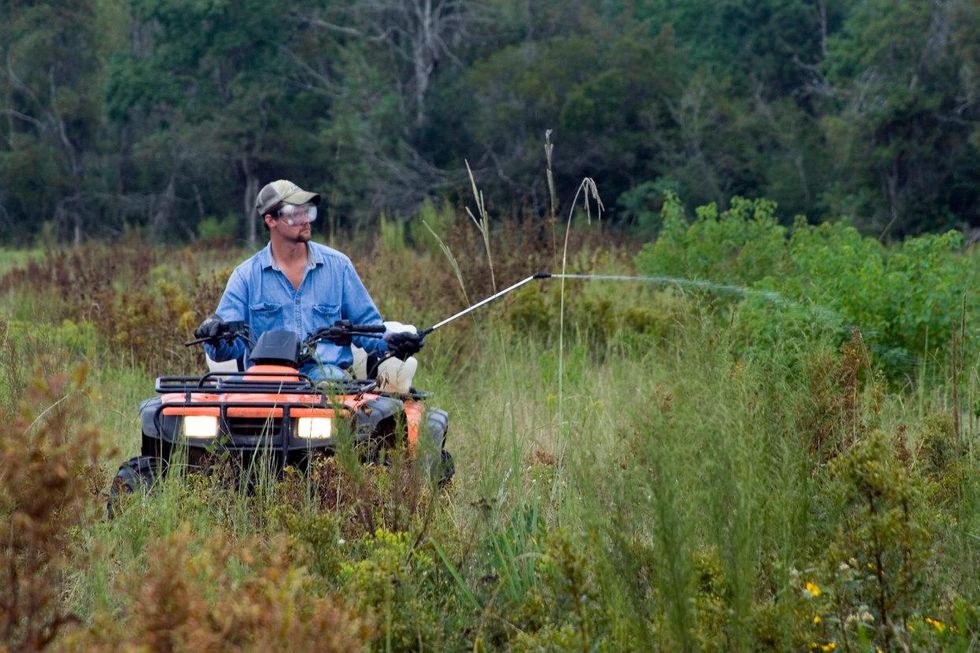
left=60, top=526, right=374, bottom=652
left=798, top=329, right=875, bottom=459
left=1, top=366, right=101, bottom=652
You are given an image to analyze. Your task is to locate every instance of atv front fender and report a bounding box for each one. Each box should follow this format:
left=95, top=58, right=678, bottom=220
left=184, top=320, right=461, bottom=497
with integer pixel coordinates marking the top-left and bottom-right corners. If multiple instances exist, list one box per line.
left=139, top=397, right=163, bottom=438
left=424, top=409, right=449, bottom=450
left=353, top=396, right=405, bottom=446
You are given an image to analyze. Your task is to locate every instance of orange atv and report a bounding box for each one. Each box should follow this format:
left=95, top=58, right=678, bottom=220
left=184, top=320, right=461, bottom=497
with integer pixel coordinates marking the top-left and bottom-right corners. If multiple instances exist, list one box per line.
left=108, top=321, right=452, bottom=512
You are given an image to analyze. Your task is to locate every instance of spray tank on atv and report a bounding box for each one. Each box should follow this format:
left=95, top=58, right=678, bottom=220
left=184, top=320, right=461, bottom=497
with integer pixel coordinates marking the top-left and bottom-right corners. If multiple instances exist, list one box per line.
left=107, top=321, right=452, bottom=516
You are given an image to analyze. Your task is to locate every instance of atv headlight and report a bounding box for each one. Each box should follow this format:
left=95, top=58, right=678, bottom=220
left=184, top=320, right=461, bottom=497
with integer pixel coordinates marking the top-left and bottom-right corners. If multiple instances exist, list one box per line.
left=296, top=417, right=332, bottom=439
left=183, top=415, right=219, bottom=438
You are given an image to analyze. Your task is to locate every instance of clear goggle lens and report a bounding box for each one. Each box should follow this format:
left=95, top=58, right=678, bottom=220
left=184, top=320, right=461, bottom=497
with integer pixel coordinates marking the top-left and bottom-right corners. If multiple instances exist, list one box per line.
left=277, top=203, right=317, bottom=225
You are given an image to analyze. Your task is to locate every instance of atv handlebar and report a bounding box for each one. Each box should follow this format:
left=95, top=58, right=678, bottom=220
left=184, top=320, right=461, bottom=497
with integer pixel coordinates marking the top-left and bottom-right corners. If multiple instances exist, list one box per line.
left=307, top=321, right=387, bottom=347
left=184, top=321, right=249, bottom=347
left=185, top=320, right=387, bottom=348
left=185, top=334, right=240, bottom=347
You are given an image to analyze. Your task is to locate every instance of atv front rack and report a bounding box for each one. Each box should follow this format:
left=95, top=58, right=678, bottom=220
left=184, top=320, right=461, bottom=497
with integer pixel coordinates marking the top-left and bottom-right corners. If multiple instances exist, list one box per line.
left=156, top=371, right=378, bottom=397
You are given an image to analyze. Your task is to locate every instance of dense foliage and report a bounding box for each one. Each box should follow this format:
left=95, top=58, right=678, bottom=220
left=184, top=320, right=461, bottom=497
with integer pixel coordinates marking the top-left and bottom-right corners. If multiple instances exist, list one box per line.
left=1, top=0, right=978, bottom=244
left=636, top=193, right=978, bottom=378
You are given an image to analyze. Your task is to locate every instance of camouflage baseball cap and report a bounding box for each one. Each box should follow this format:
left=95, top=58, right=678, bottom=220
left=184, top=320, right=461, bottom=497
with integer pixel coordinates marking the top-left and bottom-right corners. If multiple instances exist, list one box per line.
left=255, top=179, right=321, bottom=216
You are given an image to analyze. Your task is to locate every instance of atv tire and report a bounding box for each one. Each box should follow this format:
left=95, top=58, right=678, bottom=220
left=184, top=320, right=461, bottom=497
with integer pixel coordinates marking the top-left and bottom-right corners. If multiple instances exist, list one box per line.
left=437, top=449, right=455, bottom=487
left=107, top=455, right=166, bottom=518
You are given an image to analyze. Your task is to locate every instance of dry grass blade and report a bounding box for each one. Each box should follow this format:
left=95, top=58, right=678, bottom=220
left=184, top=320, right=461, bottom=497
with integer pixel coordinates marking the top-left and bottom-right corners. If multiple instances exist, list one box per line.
left=465, top=159, right=496, bottom=292
left=421, top=218, right=471, bottom=307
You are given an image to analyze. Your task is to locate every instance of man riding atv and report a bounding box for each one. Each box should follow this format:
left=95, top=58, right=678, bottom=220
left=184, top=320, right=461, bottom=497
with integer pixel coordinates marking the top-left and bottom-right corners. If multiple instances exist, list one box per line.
left=107, top=180, right=449, bottom=515
left=194, top=179, right=424, bottom=379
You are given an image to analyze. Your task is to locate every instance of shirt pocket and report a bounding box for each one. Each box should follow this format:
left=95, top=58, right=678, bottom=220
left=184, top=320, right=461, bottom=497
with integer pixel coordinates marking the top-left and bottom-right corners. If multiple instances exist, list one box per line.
left=312, top=302, right=342, bottom=330
left=249, top=301, right=284, bottom=335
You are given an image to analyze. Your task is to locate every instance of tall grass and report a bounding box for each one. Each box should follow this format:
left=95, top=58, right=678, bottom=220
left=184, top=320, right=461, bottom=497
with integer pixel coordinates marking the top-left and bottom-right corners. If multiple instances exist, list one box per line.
left=0, top=231, right=976, bottom=651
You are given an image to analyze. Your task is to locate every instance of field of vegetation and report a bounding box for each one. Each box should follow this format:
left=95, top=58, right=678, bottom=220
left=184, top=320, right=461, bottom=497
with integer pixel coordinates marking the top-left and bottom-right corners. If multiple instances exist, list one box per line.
left=1, top=200, right=978, bottom=651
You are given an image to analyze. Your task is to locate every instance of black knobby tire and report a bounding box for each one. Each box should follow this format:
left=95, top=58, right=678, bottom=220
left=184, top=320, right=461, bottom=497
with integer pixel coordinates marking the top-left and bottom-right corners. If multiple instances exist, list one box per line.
left=106, top=455, right=166, bottom=519
left=437, top=449, right=455, bottom=487
left=420, top=409, right=453, bottom=487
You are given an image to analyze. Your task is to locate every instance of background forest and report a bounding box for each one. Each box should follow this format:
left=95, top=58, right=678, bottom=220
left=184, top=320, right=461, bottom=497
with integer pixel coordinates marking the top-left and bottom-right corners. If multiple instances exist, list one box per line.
left=2, top=0, right=979, bottom=246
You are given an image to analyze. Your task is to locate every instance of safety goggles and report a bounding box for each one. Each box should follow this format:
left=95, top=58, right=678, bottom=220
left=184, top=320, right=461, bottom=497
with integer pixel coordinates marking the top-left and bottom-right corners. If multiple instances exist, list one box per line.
left=276, top=203, right=317, bottom=225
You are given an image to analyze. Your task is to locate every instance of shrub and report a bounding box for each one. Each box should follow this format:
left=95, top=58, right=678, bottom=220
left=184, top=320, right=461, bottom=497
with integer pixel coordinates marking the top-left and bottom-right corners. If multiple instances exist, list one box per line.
left=806, top=430, right=938, bottom=652
left=0, top=366, right=102, bottom=651
left=636, top=195, right=978, bottom=377
left=339, top=528, right=442, bottom=650
left=0, top=241, right=230, bottom=374
left=196, top=214, right=239, bottom=244
left=636, top=192, right=787, bottom=286
left=62, top=527, right=374, bottom=652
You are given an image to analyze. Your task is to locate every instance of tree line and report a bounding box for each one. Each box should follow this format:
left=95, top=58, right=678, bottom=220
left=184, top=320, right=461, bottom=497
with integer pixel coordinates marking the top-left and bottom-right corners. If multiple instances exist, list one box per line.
left=1, top=0, right=977, bottom=245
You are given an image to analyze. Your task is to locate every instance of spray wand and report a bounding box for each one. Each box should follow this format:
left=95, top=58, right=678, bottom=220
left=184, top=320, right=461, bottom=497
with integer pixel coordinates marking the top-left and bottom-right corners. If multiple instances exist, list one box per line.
left=419, top=271, right=828, bottom=338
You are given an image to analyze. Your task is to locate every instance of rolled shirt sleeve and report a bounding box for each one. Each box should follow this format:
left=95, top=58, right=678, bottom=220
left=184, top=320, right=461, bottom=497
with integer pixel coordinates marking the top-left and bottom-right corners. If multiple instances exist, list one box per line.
left=342, top=260, right=388, bottom=356
left=204, top=268, right=249, bottom=363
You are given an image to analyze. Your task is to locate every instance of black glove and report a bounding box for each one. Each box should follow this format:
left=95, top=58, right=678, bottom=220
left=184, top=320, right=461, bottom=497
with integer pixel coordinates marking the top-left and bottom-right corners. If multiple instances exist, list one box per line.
left=386, top=331, right=424, bottom=359
left=314, top=320, right=353, bottom=347
left=194, top=314, right=227, bottom=341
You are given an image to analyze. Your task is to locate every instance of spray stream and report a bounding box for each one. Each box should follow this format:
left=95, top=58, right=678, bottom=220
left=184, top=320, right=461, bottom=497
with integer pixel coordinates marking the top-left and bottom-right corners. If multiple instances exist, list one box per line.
left=421, top=272, right=843, bottom=336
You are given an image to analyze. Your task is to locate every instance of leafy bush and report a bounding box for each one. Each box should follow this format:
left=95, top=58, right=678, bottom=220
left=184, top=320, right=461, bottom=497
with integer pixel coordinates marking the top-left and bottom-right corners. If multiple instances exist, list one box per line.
left=339, top=529, right=442, bottom=650
left=804, top=430, right=940, bottom=652
left=636, top=193, right=978, bottom=377
left=638, top=193, right=788, bottom=285
left=196, top=214, right=239, bottom=244
left=0, top=241, right=230, bottom=374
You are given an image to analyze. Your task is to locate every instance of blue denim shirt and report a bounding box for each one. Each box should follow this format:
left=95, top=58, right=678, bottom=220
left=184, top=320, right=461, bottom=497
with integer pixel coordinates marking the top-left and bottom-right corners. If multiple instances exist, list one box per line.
left=205, top=241, right=387, bottom=373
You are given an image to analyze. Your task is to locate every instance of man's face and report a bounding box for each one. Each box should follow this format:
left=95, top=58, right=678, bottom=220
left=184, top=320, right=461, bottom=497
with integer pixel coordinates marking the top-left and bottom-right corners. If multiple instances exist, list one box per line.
left=284, top=219, right=312, bottom=243
left=268, top=203, right=316, bottom=242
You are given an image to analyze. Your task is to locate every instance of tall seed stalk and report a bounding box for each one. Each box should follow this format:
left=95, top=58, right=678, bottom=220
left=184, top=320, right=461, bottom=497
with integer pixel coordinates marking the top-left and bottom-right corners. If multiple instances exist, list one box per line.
left=545, top=129, right=559, bottom=268
left=556, top=177, right=603, bottom=451
left=465, top=159, right=496, bottom=293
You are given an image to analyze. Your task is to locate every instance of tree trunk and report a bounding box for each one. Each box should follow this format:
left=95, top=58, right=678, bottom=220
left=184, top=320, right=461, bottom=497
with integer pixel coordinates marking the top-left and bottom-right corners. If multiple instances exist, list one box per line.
left=242, top=156, right=258, bottom=248
left=881, top=161, right=901, bottom=240
left=412, top=0, right=433, bottom=127
left=73, top=212, right=82, bottom=246
left=150, top=173, right=176, bottom=241
left=193, top=184, right=206, bottom=220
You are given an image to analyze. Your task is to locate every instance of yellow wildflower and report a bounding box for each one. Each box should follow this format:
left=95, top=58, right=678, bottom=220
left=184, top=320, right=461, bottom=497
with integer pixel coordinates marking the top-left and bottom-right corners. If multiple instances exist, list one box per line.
left=813, top=615, right=822, bottom=625
left=821, top=643, right=837, bottom=652
left=804, top=581, right=822, bottom=597
left=925, top=617, right=945, bottom=633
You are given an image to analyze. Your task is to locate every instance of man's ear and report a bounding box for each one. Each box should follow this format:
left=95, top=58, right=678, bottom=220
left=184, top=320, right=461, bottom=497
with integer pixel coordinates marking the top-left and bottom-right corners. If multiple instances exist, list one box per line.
left=263, top=213, right=276, bottom=229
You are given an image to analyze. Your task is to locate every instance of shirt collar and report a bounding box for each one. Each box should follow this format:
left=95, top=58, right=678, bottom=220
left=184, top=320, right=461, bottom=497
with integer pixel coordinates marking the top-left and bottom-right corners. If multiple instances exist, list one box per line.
left=258, top=241, right=322, bottom=271
left=258, top=242, right=276, bottom=270
left=307, top=243, right=324, bottom=268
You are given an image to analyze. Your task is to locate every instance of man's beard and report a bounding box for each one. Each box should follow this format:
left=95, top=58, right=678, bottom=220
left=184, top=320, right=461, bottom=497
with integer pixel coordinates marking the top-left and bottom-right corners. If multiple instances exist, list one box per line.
left=296, top=227, right=312, bottom=243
